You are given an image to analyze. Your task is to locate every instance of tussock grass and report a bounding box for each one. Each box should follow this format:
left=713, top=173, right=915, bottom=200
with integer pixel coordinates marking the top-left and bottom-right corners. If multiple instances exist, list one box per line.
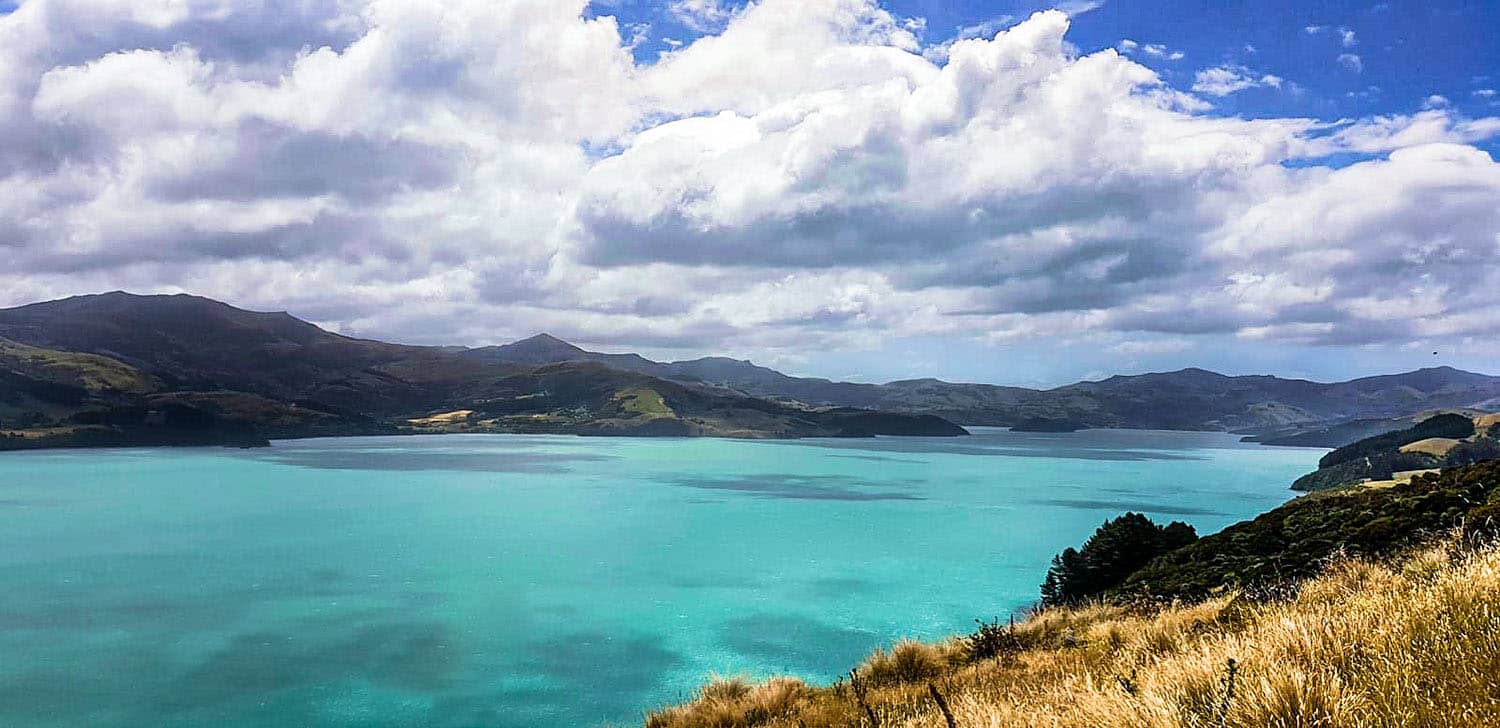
left=646, top=535, right=1500, bottom=727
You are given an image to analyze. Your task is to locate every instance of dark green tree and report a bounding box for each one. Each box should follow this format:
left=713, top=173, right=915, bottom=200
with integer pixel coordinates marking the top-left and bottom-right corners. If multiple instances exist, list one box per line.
left=1040, top=513, right=1198, bottom=606
left=1445, top=438, right=1500, bottom=468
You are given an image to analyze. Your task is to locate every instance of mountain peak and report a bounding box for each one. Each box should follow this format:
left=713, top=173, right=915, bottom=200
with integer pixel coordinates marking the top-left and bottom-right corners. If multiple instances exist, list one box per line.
left=515, top=333, right=577, bottom=347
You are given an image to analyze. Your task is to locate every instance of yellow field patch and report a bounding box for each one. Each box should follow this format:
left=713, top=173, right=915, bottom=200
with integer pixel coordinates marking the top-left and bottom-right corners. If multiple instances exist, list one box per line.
left=1399, top=437, right=1461, bottom=458
left=614, top=387, right=675, bottom=418
left=406, top=409, right=475, bottom=427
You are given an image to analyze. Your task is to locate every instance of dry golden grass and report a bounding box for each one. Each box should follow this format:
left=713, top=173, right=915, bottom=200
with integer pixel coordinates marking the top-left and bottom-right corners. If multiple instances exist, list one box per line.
left=647, top=535, right=1500, bottom=728
left=1399, top=437, right=1462, bottom=458
left=406, top=409, right=476, bottom=427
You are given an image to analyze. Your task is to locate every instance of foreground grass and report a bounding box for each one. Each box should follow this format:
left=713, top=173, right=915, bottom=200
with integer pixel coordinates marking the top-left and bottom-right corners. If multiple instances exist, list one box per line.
left=647, top=535, right=1500, bottom=727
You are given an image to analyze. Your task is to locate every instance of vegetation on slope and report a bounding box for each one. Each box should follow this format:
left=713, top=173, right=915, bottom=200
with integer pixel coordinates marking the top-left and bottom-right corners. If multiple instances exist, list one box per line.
left=1291, top=412, right=1492, bottom=491
left=1318, top=413, right=1474, bottom=469
left=648, top=459, right=1500, bottom=727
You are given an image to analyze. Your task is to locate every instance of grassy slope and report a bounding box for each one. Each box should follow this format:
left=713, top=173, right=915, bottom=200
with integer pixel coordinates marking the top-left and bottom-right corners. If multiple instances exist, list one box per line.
left=0, top=337, right=157, bottom=395
left=649, top=459, right=1500, bottom=727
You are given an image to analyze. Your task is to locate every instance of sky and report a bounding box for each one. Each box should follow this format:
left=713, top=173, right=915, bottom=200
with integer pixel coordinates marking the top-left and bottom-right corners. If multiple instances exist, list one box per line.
left=0, top=0, right=1497, bottom=387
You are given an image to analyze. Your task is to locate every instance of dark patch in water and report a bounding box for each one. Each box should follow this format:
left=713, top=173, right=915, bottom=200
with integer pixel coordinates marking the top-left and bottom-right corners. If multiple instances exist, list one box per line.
left=720, top=614, right=879, bottom=677
left=795, top=433, right=1210, bottom=462
left=522, top=631, right=684, bottom=720
left=161, top=621, right=458, bottom=711
left=668, top=474, right=923, bottom=501
left=252, top=449, right=616, bottom=473
left=1035, top=498, right=1226, bottom=516
left=828, top=454, right=924, bottom=464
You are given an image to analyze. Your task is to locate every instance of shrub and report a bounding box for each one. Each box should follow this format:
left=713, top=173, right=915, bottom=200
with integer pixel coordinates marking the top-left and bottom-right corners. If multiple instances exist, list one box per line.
left=860, top=640, right=950, bottom=686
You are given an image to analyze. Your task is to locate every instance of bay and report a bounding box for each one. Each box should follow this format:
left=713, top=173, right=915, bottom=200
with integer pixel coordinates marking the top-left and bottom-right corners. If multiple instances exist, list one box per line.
left=0, top=429, right=1320, bottom=727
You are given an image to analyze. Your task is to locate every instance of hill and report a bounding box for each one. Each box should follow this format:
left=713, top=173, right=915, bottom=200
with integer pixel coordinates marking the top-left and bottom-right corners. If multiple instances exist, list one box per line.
left=1289, top=412, right=1498, bottom=491
left=0, top=293, right=967, bottom=446
left=6, top=291, right=1497, bottom=448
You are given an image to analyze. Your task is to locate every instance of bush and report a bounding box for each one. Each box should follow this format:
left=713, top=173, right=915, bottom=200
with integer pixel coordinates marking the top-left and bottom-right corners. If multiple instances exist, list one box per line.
left=860, top=640, right=950, bottom=686
left=1041, top=513, right=1198, bottom=606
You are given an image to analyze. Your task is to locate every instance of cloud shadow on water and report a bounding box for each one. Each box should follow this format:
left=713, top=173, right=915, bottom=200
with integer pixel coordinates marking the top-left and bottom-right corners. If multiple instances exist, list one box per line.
left=1034, top=498, right=1226, bottom=516
left=666, top=473, right=924, bottom=501
left=519, top=631, right=685, bottom=723
left=159, top=621, right=459, bottom=713
left=719, top=614, right=880, bottom=679
left=250, top=449, right=616, bottom=473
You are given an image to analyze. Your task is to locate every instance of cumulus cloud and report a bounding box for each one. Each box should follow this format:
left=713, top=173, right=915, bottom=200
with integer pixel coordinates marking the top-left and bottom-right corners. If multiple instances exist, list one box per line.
left=1, top=0, right=1499, bottom=365
left=1192, top=65, right=1283, bottom=96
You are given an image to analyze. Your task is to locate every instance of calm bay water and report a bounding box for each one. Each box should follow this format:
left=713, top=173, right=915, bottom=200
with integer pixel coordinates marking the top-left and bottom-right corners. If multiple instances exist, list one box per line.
left=0, top=429, right=1320, bottom=726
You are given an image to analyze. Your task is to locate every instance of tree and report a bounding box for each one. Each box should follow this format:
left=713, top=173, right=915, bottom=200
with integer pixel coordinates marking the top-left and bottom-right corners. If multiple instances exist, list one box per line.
left=1445, top=438, right=1500, bottom=468
left=1040, top=513, right=1198, bottom=606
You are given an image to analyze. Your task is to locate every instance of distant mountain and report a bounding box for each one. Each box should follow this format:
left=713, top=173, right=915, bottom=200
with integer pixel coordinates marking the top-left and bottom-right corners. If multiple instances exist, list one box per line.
left=6, top=292, right=1497, bottom=451
left=0, top=291, right=454, bottom=413
left=467, top=335, right=1500, bottom=436
left=0, top=293, right=966, bottom=448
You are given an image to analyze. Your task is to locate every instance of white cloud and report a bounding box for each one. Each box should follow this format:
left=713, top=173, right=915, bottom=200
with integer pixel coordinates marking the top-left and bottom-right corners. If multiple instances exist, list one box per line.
left=1192, top=65, right=1283, bottom=97
left=1339, top=27, right=1357, bottom=47
left=1, top=0, right=1499, bottom=361
left=668, top=0, right=735, bottom=32
left=1338, top=53, right=1363, bottom=73
left=1054, top=0, right=1103, bottom=16
left=1115, top=38, right=1183, bottom=61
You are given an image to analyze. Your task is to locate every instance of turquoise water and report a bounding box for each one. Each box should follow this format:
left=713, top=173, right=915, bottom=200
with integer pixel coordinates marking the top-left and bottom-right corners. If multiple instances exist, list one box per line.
left=0, top=429, right=1320, bottom=727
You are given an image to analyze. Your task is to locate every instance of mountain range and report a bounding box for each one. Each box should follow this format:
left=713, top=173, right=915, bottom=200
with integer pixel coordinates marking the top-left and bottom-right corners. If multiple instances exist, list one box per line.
left=469, top=331, right=1500, bottom=436
left=3, top=292, right=1498, bottom=449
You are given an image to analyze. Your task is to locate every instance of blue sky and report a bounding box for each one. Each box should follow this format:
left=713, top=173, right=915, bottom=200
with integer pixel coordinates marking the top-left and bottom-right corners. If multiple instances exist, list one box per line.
left=612, top=0, right=1499, bottom=132
left=1, top=0, right=1498, bottom=386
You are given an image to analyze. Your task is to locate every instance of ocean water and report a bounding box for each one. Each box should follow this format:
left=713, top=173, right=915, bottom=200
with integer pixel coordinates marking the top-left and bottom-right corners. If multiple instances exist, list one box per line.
left=0, top=429, right=1321, bottom=727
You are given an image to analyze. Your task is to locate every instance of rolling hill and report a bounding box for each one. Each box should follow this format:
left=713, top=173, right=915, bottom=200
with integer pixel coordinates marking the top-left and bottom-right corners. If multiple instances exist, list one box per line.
left=471, top=336, right=1500, bottom=436
left=5, top=291, right=1497, bottom=449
